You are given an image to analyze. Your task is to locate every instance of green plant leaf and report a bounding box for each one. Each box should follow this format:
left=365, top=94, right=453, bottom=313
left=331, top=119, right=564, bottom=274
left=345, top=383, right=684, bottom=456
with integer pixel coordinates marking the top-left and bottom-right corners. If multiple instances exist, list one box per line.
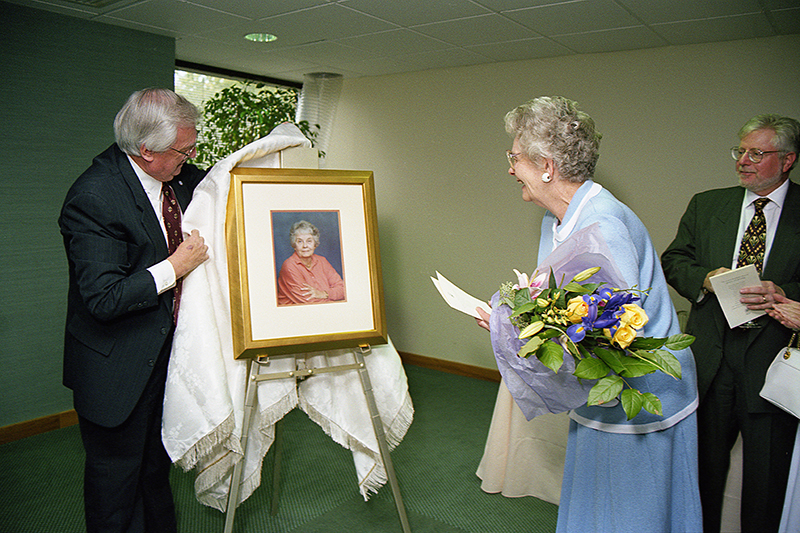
left=664, top=333, right=695, bottom=351
left=641, top=392, right=663, bottom=416
left=588, top=375, right=623, bottom=406
left=562, top=282, right=592, bottom=294
left=650, top=349, right=682, bottom=380
left=629, top=337, right=666, bottom=350
left=620, top=388, right=643, bottom=420
left=518, top=336, right=543, bottom=358
left=574, top=357, right=610, bottom=379
left=593, top=346, right=626, bottom=374
left=536, top=341, right=565, bottom=373
left=617, top=357, right=659, bottom=378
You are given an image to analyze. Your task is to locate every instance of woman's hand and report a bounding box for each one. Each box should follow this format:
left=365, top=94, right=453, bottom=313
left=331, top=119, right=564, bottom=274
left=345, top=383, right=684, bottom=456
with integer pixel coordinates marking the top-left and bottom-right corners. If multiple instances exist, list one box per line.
left=766, top=293, right=800, bottom=330
left=475, top=307, right=491, bottom=331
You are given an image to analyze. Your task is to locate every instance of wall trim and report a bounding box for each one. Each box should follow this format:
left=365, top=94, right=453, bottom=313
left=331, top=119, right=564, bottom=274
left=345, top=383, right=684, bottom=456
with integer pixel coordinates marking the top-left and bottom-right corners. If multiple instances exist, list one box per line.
left=0, top=409, right=78, bottom=445
left=0, top=353, right=498, bottom=444
left=398, top=351, right=500, bottom=383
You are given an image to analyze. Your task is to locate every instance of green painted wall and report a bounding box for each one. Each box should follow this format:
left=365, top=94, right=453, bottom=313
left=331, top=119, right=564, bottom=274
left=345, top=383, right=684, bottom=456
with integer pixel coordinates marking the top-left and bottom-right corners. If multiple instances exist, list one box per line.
left=0, top=1, right=176, bottom=427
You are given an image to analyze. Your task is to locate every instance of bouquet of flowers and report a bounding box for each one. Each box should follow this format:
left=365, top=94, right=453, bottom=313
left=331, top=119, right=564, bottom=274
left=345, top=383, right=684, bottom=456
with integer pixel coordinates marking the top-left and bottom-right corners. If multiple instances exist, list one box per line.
left=498, top=266, right=695, bottom=420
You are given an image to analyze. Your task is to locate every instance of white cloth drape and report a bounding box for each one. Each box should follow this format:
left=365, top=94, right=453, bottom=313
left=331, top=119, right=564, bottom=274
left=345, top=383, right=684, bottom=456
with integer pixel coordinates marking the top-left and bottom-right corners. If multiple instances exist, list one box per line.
left=161, top=124, right=413, bottom=511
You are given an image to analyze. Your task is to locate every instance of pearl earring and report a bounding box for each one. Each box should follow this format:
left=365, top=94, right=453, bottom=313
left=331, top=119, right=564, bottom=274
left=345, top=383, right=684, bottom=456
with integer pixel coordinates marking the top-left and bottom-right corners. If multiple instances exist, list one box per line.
left=541, top=172, right=552, bottom=183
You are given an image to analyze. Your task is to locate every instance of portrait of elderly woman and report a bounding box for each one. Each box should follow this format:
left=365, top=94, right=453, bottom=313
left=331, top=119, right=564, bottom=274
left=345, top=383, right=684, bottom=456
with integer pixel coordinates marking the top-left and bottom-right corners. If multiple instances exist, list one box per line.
left=475, top=96, right=702, bottom=532
left=277, top=220, right=346, bottom=305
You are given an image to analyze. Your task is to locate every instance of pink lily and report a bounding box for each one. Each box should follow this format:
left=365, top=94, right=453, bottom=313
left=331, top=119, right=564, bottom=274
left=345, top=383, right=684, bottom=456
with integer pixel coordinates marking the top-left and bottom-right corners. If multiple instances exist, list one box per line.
left=513, top=270, right=547, bottom=298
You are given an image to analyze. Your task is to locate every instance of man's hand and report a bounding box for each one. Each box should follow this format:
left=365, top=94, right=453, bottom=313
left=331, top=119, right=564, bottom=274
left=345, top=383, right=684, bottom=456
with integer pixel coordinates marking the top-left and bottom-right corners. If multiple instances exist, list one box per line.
left=168, top=229, right=209, bottom=279
left=740, top=280, right=786, bottom=310
left=703, top=267, right=730, bottom=294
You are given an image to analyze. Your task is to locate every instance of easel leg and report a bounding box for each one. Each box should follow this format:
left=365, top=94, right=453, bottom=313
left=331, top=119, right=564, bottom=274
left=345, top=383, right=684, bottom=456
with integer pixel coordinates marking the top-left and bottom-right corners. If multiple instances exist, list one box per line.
left=223, top=359, right=258, bottom=533
left=354, top=349, right=412, bottom=533
left=270, top=418, right=284, bottom=515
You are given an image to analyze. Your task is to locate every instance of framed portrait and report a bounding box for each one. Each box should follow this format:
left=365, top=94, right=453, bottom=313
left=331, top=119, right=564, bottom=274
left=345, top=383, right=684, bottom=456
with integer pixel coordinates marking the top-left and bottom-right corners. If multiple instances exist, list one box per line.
left=226, top=167, right=387, bottom=359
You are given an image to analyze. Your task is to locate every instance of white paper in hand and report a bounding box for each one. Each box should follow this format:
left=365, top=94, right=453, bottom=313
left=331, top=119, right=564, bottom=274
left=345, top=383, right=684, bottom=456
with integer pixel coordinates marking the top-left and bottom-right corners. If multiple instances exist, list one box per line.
left=709, top=264, right=766, bottom=328
left=431, top=271, right=491, bottom=319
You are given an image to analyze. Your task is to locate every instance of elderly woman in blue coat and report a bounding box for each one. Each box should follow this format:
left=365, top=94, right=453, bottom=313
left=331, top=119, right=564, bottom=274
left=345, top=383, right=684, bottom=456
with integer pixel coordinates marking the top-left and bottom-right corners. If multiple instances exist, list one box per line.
left=476, top=96, right=702, bottom=533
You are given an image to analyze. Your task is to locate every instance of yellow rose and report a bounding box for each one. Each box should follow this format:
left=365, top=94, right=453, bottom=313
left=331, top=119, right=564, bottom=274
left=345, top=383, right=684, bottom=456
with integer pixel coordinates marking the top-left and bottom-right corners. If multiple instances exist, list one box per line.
left=611, top=324, right=637, bottom=349
left=565, top=296, right=589, bottom=324
left=619, top=304, right=649, bottom=330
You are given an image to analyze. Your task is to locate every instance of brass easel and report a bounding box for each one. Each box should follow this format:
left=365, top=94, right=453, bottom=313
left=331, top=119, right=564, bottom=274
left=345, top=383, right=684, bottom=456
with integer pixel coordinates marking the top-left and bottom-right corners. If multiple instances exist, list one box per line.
left=222, top=345, right=411, bottom=533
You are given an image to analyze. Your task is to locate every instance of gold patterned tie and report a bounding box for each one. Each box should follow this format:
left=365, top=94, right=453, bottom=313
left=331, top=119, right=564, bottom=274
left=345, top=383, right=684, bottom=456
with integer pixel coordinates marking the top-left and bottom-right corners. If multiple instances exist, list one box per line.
left=162, top=184, right=183, bottom=322
left=736, top=197, right=769, bottom=274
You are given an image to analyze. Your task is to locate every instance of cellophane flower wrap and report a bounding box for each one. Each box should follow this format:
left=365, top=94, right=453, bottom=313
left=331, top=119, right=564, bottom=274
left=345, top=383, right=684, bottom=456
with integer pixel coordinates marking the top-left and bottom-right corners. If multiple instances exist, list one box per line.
left=490, top=224, right=694, bottom=421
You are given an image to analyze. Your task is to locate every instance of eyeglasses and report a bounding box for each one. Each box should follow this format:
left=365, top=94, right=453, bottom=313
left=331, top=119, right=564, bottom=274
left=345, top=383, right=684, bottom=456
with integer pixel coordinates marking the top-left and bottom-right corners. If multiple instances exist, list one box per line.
left=506, top=150, right=523, bottom=169
left=730, top=147, right=782, bottom=163
left=169, top=145, right=196, bottom=161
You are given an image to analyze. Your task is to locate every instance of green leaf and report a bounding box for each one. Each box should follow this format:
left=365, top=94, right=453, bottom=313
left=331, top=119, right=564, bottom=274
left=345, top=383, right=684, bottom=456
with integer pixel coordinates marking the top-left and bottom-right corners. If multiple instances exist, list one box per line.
left=651, top=349, right=682, bottom=380
left=664, top=333, right=695, bottom=351
left=509, top=302, right=536, bottom=317
left=593, top=346, right=627, bottom=374
left=574, top=357, right=611, bottom=380
left=616, top=356, right=659, bottom=378
left=629, top=337, right=666, bottom=350
left=518, top=336, right=543, bottom=358
left=536, top=341, right=565, bottom=373
left=620, top=388, right=643, bottom=420
left=549, top=268, right=558, bottom=290
left=641, top=392, right=663, bottom=416
left=588, top=376, right=623, bottom=406
left=513, top=289, right=533, bottom=308
left=562, top=282, right=591, bottom=294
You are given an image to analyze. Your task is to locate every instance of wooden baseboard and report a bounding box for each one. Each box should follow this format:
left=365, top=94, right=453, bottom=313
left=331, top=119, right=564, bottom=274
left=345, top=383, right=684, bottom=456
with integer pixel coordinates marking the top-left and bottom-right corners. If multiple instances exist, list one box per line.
left=0, top=409, right=78, bottom=445
left=0, top=353, right=498, bottom=445
left=398, top=351, right=500, bottom=383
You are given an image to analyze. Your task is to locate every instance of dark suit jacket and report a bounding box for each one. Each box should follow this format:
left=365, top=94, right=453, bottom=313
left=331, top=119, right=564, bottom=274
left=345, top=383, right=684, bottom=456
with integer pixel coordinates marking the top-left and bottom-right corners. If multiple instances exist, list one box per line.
left=661, top=181, right=800, bottom=412
left=59, top=144, right=206, bottom=427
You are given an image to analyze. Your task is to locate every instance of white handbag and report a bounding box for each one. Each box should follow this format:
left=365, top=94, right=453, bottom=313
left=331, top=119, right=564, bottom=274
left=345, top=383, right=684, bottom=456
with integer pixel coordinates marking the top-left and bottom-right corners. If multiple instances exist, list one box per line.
left=760, top=332, right=800, bottom=419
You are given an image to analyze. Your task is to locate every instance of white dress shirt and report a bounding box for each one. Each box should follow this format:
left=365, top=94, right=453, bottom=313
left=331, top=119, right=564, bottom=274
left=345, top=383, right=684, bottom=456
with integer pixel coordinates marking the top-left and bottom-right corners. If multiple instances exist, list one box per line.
left=731, top=178, right=790, bottom=271
left=127, top=155, right=178, bottom=295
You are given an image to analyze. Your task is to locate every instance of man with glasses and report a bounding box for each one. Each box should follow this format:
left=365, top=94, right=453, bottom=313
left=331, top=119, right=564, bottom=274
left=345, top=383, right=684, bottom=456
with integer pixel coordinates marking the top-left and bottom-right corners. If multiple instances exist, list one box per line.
left=59, top=88, right=209, bottom=532
left=662, top=114, right=800, bottom=533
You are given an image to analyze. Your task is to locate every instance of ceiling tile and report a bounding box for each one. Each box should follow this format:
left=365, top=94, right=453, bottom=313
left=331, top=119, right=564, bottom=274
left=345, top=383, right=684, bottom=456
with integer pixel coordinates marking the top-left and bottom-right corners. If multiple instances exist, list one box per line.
left=551, top=25, right=666, bottom=54
left=412, top=13, right=540, bottom=46
left=337, top=28, right=453, bottom=56
left=96, top=0, right=247, bottom=36
left=615, top=0, right=765, bottom=24
left=651, top=13, right=776, bottom=45
left=466, top=37, right=574, bottom=61
left=341, top=0, right=491, bottom=26
left=504, top=0, right=643, bottom=35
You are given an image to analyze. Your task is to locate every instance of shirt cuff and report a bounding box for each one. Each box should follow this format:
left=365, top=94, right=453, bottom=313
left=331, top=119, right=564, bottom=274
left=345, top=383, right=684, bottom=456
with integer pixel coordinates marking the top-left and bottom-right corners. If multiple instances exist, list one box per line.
left=148, top=259, right=177, bottom=295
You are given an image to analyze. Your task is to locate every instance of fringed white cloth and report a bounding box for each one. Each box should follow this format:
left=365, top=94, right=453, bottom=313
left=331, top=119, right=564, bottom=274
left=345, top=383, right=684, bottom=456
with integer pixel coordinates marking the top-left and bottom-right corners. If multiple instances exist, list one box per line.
left=161, top=124, right=413, bottom=511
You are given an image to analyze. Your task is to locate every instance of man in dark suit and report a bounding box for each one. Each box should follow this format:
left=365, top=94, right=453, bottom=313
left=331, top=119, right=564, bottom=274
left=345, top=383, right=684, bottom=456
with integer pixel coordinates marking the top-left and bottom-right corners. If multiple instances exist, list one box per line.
left=59, top=88, right=209, bottom=532
left=662, top=114, right=800, bottom=533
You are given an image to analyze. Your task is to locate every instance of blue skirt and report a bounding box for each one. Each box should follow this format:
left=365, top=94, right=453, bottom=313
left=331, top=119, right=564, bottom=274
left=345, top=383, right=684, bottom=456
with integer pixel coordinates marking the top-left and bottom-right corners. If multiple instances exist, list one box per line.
left=557, top=412, right=702, bottom=533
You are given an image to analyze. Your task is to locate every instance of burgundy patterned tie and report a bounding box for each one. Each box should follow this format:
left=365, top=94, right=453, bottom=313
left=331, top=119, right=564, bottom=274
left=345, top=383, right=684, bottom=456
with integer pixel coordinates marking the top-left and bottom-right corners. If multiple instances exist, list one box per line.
left=736, top=197, right=769, bottom=274
left=162, top=184, right=183, bottom=322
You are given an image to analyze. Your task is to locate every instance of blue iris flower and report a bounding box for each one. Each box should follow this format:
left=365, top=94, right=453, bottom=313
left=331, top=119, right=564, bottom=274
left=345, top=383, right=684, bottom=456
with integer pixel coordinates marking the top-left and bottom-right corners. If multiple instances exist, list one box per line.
left=567, top=323, right=587, bottom=343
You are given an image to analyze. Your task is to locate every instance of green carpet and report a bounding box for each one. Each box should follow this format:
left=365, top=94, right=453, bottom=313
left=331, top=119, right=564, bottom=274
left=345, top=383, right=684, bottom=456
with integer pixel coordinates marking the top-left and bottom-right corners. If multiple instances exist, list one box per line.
left=0, top=364, right=558, bottom=532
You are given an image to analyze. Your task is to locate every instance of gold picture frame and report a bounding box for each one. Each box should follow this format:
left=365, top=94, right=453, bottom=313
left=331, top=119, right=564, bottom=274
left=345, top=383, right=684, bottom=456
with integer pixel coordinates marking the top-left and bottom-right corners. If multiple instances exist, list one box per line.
left=226, top=168, right=387, bottom=359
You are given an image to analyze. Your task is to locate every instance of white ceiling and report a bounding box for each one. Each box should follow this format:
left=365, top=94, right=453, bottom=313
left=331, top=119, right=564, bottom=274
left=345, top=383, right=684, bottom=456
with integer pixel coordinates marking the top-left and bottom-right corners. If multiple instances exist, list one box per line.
left=11, top=0, right=800, bottom=84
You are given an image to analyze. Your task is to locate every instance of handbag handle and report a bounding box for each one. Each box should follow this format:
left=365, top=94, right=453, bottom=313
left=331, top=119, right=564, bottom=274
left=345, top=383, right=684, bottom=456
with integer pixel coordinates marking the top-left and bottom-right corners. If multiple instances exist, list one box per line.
left=783, top=332, right=799, bottom=360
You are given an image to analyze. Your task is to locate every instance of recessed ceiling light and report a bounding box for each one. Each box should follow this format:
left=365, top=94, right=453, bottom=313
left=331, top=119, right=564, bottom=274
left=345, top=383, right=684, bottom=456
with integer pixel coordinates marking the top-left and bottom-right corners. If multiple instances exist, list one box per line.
left=244, top=33, right=277, bottom=43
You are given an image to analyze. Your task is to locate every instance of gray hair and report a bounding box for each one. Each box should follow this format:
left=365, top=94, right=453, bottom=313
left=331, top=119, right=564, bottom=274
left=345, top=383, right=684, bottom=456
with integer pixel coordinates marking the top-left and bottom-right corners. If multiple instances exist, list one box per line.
left=114, top=88, right=199, bottom=157
left=738, top=114, right=800, bottom=171
left=290, top=220, right=320, bottom=247
left=505, top=96, right=602, bottom=183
